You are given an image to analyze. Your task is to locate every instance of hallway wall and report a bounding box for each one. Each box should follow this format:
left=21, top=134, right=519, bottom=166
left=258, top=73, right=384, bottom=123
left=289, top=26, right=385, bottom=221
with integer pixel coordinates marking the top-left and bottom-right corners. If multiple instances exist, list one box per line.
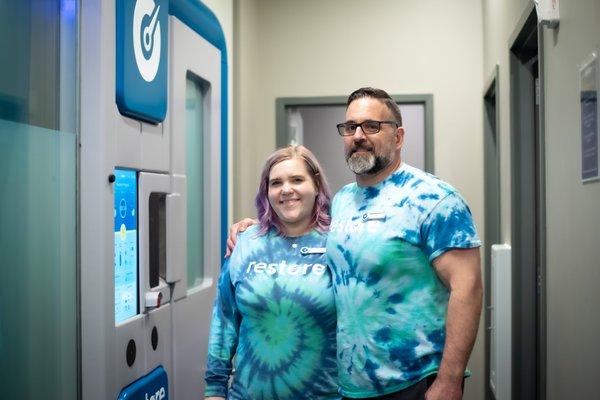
left=233, top=1, right=486, bottom=399
left=483, top=0, right=600, bottom=398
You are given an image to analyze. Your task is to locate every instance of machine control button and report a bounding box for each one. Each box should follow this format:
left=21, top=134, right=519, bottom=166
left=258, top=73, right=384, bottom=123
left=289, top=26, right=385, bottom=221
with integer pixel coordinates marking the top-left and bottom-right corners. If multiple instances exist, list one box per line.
left=126, top=339, right=136, bottom=367
left=151, top=326, right=158, bottom=350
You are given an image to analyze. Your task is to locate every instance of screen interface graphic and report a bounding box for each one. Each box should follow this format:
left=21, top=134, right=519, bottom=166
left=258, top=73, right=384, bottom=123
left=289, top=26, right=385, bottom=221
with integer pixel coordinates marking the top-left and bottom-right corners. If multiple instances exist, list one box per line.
left=114, top=169, right=138, bottom=324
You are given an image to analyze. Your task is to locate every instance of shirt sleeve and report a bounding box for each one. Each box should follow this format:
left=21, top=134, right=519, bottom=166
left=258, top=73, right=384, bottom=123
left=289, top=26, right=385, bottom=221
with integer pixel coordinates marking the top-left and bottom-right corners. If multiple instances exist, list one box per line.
left=420, top=192, right=482, bottom=262
left=204, top=257, right=241, bottom=397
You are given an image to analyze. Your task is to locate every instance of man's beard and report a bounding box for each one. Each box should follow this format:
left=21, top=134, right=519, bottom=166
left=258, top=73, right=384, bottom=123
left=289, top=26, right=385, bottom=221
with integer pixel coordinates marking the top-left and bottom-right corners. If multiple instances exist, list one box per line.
left=345, top=148, right=392, bottom=175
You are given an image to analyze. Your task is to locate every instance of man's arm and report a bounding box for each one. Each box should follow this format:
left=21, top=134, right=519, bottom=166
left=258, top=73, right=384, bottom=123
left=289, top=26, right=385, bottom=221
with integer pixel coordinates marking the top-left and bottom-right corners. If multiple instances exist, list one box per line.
left=426, top=247, right=483, bottom=400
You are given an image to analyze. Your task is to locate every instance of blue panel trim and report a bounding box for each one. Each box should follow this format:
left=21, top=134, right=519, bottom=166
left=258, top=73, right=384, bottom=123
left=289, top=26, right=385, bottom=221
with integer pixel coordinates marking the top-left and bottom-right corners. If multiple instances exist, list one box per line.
left=169, top=0, right=228, bottom=257
left=117, top=365, right=169, bottom=400
left=169, top=0, right=227, bottom=51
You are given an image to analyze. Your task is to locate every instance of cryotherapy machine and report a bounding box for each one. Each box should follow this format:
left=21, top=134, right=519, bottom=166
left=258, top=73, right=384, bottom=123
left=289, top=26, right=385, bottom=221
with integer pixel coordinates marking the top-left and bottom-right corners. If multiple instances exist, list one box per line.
left=80, top=1, right=228, bottom=399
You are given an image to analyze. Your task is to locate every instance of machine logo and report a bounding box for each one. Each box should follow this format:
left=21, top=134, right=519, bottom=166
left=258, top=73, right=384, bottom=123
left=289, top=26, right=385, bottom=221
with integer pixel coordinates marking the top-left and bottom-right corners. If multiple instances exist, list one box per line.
left=145, top=386, right=166, bottom=400
left=116, top=0, right=168, bottom=123
left=133, top=0, right=161, bottom=82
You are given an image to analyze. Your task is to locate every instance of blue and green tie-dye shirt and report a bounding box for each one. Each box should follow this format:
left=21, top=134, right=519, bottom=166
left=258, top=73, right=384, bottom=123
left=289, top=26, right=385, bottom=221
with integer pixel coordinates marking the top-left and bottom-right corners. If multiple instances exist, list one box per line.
left=326, top=163, right=481, bottom=398
left=205, top=225, right=340, bottom=400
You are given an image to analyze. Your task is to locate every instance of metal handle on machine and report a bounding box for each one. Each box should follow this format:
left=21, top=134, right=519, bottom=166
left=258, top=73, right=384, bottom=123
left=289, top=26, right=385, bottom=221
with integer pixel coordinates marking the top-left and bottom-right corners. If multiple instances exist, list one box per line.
left=139, top=172, right=174, bottom=312
left=145, top=291, right=163, bottom=309
left=166, top=193, right=185, bottom=289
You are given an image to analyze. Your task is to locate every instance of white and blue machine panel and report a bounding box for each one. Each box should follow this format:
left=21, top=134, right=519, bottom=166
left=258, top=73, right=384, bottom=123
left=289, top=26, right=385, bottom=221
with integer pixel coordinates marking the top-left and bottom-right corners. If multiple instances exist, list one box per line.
left=116, top=0, right=169, bottom=123
left=80, top=0, right=229, bottom=398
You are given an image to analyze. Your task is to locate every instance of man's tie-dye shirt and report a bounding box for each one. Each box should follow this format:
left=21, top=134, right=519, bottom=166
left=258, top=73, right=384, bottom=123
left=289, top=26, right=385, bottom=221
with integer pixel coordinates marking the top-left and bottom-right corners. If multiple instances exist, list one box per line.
left=205, top=226, right=340, bottom=400
left=326, top=163, right=481, bottom=398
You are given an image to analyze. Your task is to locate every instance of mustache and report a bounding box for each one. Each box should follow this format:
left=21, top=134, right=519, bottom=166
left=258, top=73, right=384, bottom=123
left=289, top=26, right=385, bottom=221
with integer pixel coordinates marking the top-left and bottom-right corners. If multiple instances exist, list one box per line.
left=349, top=144, right=374, bottom=155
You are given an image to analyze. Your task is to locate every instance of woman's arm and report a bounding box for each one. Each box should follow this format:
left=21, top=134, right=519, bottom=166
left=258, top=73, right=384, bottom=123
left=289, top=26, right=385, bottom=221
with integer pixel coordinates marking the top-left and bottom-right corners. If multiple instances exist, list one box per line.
left=204, top=259, right=241, bottom=398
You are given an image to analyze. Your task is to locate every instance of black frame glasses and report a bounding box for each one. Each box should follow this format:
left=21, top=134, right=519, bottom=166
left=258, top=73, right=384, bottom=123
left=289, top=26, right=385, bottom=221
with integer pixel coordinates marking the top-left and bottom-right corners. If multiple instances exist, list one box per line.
left=336, top=120, right=399, bottom=136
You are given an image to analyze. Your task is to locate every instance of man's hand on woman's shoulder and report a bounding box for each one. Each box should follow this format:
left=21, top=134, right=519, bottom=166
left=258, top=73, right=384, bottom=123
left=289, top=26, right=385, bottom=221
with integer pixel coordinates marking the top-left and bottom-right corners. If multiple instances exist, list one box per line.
left=225, top=218, right=258, bottom=257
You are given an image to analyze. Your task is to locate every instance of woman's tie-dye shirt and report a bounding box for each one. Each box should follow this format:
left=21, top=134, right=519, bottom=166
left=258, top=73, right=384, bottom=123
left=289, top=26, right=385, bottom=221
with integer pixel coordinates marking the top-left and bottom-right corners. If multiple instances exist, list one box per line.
left=205, top=226, right=340, bottom=400
left=326, top=163, right=481, bottom=398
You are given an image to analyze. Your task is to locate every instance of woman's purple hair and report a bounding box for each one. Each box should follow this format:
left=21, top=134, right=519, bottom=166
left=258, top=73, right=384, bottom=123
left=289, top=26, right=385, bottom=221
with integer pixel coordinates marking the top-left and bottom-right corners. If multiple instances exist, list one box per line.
left=255, top=145, right=331, bottom=236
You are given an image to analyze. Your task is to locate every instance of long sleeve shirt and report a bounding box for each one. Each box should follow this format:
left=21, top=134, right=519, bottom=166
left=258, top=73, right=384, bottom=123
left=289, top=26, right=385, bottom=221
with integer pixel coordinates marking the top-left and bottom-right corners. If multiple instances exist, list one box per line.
left=205, top=226, right=340, bottom=400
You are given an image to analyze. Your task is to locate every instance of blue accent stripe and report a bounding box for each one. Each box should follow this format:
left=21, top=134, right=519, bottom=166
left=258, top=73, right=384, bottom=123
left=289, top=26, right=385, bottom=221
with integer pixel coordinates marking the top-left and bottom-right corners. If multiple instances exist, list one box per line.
left=169, top=0, right=228, bottom=257
left=169, top=1, right=227, bottom=50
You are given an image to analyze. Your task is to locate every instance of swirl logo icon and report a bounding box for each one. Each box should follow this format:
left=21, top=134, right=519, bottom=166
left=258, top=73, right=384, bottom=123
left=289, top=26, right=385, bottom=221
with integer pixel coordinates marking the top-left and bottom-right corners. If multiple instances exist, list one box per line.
left=133, top=0, right=161, bottom=82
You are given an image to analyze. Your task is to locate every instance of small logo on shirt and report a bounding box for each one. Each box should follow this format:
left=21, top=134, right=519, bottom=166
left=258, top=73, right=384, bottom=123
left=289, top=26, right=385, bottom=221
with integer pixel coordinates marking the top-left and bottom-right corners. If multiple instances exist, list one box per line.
left=246, top=260, right=327, bottom=276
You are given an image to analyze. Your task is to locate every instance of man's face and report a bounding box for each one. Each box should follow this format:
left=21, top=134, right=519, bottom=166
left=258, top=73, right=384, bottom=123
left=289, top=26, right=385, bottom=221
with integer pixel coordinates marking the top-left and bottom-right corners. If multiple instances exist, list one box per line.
left=343, top=97, right=402, bottom=175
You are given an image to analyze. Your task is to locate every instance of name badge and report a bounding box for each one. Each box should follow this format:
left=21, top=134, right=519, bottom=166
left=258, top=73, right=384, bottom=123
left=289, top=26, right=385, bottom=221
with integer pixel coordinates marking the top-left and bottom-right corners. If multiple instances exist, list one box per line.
left=362, top=211, right=386, bottom=221
left=300, top=247, right=326, bottom=255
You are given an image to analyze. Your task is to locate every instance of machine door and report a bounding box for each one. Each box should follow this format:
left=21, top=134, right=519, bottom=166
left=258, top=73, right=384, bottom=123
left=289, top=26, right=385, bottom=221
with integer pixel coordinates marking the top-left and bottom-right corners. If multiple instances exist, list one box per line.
left=167, top=16, right=223, bottom=399
left=113, top=170, right=175, bottom=398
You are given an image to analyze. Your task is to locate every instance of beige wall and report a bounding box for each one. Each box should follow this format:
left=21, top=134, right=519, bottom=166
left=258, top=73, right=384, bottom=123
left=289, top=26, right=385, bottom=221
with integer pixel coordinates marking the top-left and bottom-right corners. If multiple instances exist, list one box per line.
left=234, top=0, right=485, bottom=218
left=233, top=0, right=261, bottom=222
left=233, top=1, right=486, bottom=399
left=483, top=0, right=600, bottom=398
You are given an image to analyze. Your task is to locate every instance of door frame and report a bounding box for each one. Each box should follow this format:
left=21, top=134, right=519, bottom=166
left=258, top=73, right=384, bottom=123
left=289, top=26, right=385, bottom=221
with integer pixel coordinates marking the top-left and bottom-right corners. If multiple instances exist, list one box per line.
left=275, top=94, right=435, bottom=173
left=508, top=4, right=547, bottom=399
left=483, top=64, right=501, bottom=400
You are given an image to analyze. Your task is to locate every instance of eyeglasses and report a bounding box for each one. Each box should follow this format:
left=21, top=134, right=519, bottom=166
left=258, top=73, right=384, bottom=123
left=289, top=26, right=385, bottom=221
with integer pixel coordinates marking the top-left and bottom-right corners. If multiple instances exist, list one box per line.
left=336, top=120, right=398, bottom=136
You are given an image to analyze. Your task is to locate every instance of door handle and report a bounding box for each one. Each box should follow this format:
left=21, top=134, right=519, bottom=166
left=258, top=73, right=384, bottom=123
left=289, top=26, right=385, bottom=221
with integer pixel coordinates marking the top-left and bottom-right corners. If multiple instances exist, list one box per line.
left=166, top=193, right=185, bottom=287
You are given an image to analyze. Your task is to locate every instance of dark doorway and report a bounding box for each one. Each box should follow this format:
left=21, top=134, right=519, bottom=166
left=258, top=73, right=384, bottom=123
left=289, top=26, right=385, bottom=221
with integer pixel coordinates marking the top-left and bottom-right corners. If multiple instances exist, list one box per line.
left=509, top=8, right=546, bottom=400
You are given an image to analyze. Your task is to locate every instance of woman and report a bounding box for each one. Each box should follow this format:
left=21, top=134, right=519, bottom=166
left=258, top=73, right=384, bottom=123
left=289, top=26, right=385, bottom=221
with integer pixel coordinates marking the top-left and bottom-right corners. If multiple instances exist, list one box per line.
left=204, top=145, right=340, bottom=400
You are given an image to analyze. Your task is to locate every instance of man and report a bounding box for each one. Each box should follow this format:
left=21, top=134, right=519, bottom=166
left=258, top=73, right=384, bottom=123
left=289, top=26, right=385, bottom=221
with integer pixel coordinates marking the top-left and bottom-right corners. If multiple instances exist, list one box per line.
left=227, top=87, right=482, bottom=400
left=328, top=87, right=481, bottom=400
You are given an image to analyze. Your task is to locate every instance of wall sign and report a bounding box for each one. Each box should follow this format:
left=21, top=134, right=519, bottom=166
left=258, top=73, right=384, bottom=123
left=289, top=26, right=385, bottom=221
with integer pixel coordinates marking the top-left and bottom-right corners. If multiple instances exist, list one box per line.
left=116, top=0, right=168, bottom=123
left=580, top=53, right=599, bottom=182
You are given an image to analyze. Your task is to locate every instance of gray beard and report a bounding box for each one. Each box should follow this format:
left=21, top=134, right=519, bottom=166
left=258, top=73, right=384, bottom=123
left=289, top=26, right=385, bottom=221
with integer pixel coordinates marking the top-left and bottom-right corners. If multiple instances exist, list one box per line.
left=346, top=152, right=391, bottom=175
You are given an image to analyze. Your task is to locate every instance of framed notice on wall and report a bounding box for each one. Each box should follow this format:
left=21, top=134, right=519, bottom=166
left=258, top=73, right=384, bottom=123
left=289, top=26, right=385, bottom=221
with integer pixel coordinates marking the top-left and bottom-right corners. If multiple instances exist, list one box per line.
left=580, top=52, right=599, bottom=182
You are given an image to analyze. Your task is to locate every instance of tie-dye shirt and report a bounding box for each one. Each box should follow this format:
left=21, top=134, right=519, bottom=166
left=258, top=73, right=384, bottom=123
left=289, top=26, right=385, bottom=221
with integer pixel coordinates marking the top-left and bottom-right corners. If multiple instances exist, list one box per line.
left=326, top=163, right=481, bottom=398
left=205, top=226, right=340, bottom=400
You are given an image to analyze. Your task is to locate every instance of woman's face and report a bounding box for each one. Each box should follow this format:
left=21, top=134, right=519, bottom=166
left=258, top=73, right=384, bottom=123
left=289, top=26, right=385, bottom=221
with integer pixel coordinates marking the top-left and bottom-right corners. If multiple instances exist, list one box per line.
left=268, top=158, right=317, bottom=235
